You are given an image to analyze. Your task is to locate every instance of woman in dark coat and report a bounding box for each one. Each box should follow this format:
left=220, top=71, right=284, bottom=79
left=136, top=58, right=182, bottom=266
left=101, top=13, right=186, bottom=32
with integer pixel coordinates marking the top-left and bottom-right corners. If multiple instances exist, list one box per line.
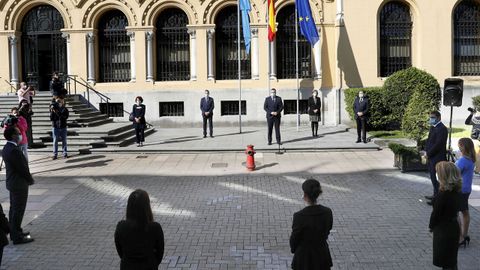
left=115, top=189, right=164, bottom=270
left=308, top=90, right=321, bottom=137
left=429, top=161, right=461, bottom=270
left=0, top=204, right=10, bottom=267
left=131, top=96, right=146, bottom=147
left=290, top=179, right=333, bottom=270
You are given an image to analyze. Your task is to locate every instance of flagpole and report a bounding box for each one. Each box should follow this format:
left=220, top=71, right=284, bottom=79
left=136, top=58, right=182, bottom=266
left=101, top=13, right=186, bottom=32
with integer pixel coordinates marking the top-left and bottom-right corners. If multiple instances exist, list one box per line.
left=238, top=0, right=242, bottom=134
left=295, top=5, right=300, bottom=132
left=267, top=9, right=271, bottom=95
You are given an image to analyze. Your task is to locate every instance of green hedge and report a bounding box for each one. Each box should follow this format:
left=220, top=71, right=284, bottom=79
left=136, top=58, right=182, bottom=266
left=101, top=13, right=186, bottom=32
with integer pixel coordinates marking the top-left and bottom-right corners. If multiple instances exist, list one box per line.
left=345, top=87, right=389, bottom=130
left=472, top=96, right=480, bottom=110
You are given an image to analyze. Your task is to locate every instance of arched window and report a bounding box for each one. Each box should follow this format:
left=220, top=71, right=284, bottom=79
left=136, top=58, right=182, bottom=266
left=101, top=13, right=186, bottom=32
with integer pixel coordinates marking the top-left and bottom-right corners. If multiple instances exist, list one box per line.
left=98, top=10, right=130, bottom=82
left=215, top=6, right=251, bottom=80
left=21, top=5, right=66, bottom=91
left=276, top=5, right=312, bottom=79
left=454, top=0, right=480, bottom=76
left=379, top=1, right=412, bottom=77
left=156, top=8, right=190, bottom=81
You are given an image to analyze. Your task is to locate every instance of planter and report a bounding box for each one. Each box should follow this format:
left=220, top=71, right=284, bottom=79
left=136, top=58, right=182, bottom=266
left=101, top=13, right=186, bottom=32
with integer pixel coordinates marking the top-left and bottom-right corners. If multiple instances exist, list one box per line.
left=393, top=152, right=428, bottom=173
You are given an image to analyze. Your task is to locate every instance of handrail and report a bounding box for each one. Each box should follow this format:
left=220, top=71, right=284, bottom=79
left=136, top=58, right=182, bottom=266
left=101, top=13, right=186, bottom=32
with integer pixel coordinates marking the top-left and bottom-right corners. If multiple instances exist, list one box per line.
left=3, top=79, right=14, bottom=93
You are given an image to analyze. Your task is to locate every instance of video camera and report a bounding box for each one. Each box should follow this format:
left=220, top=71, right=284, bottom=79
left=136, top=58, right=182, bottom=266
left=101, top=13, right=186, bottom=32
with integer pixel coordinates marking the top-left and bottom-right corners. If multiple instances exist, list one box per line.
left=468, top=107, right=477, bottom=113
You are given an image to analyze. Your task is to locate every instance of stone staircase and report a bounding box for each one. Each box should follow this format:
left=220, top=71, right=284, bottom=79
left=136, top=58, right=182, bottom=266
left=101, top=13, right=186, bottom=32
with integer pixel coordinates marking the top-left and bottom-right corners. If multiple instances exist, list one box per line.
left=0, top=92, right=154, bottom=154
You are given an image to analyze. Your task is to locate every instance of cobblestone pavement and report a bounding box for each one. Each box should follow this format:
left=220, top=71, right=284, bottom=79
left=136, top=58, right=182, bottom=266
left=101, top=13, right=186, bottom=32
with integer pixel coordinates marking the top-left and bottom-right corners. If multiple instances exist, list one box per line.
left=0, top=151, right=479, bottom=270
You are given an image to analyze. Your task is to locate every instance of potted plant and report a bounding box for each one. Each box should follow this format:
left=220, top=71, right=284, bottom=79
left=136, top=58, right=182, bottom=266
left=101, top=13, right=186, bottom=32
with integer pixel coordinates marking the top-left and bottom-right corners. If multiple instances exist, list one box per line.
left=388, top=142, right=427, bottom=172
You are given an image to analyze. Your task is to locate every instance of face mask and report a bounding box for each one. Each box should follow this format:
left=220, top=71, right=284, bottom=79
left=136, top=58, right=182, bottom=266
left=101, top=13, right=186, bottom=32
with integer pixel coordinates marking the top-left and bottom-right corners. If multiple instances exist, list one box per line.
left=271, top=92, right=276, bottom=97
left=17, top=135, right=23, bottom=143
left=359, top=94, right=364, bottom=98
left=429, top=117, right=437, bottom=126
left=313, top=93, right=318, bottom=97
left=205, top=93, right=209, bottom=97
left=136, top=101, right=141, bottom=105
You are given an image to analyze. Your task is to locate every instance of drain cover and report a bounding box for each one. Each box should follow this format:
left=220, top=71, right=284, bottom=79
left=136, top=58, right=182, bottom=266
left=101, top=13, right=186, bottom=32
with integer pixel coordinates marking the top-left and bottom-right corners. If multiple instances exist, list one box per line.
left=136, top=155, right=148, bottom=159
left=211, top=163, right=228, bottom=168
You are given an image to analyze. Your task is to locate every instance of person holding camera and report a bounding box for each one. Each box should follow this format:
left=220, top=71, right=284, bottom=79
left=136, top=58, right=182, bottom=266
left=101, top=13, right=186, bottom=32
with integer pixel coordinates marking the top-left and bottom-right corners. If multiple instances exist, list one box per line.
left=49, top=72, right=67, bottom=100
left=50, top=99, right=69, bottom=160
left=17, top=82, right=35, bottom=104
left=465, top=107, right=480, bottom=173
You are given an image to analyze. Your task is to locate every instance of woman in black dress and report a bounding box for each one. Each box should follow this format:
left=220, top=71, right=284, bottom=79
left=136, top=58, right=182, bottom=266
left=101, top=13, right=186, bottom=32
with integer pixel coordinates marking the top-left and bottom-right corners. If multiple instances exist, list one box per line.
left=308, top=90, right=321, bottom=137
left=290, top=179, right=333, bottom=270
left=131, top=96, right=146, bottom=147
left=429, top=161, right=462, bottom=270
left=115, top=189, right=164, bottom=270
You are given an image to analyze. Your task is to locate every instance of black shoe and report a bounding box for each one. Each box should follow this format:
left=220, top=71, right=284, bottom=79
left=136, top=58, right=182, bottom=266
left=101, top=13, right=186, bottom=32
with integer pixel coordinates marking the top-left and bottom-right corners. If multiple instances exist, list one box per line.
left=356, top=140, right=361, bottom=143
left=13, top=237, right=34, bottom=245
left=21, top=231, right=30, bottom=237
left=63, top=155, right=68, bottom=159
left=363, top=140, right=367, bottom=144
left=426, top=200, right=433, bottom=206
left=268, top=142, right=272, bottom=145
left=203, top=135, right=207, bottom=138
left=424, top=195, right=434, bottom=200
left=52, top=156, right=57, bottom=160
left=277, top=142, right=282, bottom=145
left=210, top=135, right=214, bottom=138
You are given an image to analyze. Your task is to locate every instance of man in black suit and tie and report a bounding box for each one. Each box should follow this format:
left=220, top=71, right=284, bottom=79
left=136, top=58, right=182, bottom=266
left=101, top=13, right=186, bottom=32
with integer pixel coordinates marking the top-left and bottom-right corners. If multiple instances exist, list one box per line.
left=264, top=88, right=284, bottom=145
left=200, top=89, right=214, bottom=138
left=424, top=111, right=448, bottom=205
left=353, top=91, right=369, bottom=143
left=1, top=127, right=34, bottom=245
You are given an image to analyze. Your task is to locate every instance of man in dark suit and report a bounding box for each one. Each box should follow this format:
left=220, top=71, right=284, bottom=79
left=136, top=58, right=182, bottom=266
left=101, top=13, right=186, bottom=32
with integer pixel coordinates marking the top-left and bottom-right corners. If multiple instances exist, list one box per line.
left=353, top=91, right=369, bottom=143
left=200, top=90, right=215, bottom=138
left=264, top=88, right=284, bottom=145
left=0, top=203, right=9, bottom=266
left=2, top=127, right=34, bottom=244
left=424, top=111, right=448, bottom=205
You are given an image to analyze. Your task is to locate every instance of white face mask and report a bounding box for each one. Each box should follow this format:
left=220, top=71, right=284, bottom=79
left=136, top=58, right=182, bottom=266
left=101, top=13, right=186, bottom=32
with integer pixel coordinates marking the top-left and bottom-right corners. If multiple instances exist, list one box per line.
left=205, top=93, right=209, bottom=97
left=313, top=93, right=318, bottom=97
left=136, top=101, right=141, bottom=105
left=271, top=92, right=276, bottom=97
left=359, top=93, right=364, bottom=98
left=17, top=135, right=23, bottom=143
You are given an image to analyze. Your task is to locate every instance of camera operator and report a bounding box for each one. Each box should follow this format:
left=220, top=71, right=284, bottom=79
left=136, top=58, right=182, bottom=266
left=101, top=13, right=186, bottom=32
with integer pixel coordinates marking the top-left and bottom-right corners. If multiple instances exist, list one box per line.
left=17, top=82, right=35, bottom=105
left=49, top=72, right=67, bottom=101
left=465, top=107, right=480, bottom=173
left=49, top=99, right=69, bottom=160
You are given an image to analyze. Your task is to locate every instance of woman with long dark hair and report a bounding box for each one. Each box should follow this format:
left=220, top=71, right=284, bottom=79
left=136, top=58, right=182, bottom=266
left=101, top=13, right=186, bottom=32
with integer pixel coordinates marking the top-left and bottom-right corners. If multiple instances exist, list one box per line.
left=290, top=179, right=333, bottom=270
left=115, top=189, right=164, bottom=270
left=455, top=138, right=475, bottom=248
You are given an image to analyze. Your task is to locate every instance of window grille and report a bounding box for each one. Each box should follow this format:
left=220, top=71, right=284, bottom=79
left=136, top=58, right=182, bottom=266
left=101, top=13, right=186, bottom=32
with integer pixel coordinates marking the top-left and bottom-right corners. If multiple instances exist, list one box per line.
left=221, top=101, right=247, bottom=116
left=100, top=103, right=124, bottom=117
left=156, top=8, right=190, bottom=81
left=215, top=6, right=251, bottom=80
left=283, top=100, right=308, bottom=115
left=98, top=11, right=130, bottom=82
left=159, top=102, right=184, bottom=117
left=454, top=0, right=480, bottom=76
left=276, top=5, right=312, bottom=79
left=379, top=2, right=412, bottom=77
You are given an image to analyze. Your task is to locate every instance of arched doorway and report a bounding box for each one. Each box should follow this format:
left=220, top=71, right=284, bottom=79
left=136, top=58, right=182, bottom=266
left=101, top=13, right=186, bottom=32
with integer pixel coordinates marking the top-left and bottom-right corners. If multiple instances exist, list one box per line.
left=215, top=5, right=251, bottom=80
left=21, top=5, right=66, bottom=91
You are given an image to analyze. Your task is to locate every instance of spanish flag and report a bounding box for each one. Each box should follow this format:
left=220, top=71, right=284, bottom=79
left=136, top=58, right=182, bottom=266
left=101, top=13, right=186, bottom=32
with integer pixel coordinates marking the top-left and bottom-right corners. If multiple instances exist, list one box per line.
left=267, top=0, right=276, bottom=42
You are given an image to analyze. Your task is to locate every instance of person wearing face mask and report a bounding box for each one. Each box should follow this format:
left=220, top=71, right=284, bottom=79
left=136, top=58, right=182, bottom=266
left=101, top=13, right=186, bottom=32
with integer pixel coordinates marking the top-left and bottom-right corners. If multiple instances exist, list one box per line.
left=1, top=127, right=35, bottom=245
left=353, top=91, right=369, bottom=143
left=9, top=108, right=28, bottom=161
left=290, top=179, right=333, bottom=270
left=132, top=96, right=146, bottom=147
left=424, top=111, right=448, bottom=206
left=50, top=99, right=70, bottom=159
left=308, top=90, right=321, bottom=137
left=17, top=82, right=35, bottom=104
left=49, top=72, right=67, bottom=101
left=200, top=89, right=215, bottom=138
left=264, top=88, right=284, bottom=145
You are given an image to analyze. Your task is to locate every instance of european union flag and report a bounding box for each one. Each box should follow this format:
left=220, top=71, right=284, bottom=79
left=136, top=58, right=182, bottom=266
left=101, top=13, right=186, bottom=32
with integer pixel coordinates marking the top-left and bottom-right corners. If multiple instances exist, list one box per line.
left=295, top=0, right=319, bottom=46
left=240, top=0, right=251, bottom=53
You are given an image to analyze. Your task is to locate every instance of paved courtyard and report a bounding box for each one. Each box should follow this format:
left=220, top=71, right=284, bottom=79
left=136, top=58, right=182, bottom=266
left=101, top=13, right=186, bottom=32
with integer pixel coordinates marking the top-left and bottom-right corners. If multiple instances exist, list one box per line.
left=0, top=150, right=479, bottom=269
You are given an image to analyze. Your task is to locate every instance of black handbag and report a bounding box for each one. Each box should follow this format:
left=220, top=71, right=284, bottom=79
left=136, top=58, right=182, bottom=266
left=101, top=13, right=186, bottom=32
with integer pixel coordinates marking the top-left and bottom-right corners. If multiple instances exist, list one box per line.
left=129, top=113, right=135, bottom=122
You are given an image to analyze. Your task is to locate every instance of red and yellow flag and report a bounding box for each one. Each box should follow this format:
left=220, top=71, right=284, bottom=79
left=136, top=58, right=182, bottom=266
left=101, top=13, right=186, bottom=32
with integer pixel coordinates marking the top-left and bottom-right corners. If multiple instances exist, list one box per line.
left=267, top=0, right=276, bottom=42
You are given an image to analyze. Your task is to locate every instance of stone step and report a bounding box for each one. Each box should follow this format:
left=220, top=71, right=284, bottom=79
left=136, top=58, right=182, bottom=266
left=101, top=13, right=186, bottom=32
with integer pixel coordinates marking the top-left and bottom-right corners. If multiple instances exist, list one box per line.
left=42, top=140, right=106, bottom=148
left=105, top=128, right=156, bottom=147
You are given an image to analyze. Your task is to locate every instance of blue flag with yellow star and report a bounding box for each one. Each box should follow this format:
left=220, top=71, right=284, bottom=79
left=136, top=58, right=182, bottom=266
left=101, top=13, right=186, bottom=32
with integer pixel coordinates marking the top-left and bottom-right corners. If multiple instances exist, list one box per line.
left=295, top=0, right=319, bottom=46
left=240, top=0, right=251, bottom=53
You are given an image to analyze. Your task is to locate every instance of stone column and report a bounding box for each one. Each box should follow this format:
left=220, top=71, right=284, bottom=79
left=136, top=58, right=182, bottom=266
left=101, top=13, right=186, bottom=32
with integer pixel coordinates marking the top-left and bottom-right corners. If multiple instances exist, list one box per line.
left=62, top=33, right=71, bottom=76
left=251, top=28, right=259, bottom=80
left=269, top=40, right=276, bottom=79
left=86, top=32, right=96, bottom=83
left=8, top=35, right=19, bottom=84
left=188, top=29, right=197, bottom=81
left=146, top=31, right=154, bottom=82
left=127, top=31, right=136, bottom=82
left=314, top=26, right=322, bottom=80
left=207, top=28, right=215, bottom=81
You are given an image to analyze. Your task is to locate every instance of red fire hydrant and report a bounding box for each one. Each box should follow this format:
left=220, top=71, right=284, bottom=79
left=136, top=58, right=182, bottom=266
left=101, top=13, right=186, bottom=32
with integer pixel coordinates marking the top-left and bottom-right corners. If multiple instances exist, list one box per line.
left=245, top=145, right=256, bottom=171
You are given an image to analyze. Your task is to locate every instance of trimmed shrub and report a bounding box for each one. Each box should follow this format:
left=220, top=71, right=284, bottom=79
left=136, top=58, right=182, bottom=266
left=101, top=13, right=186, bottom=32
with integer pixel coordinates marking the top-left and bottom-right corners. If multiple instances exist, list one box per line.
left=472, top=95, right=480, bottom=110
left=383, top=67, right=435, bottom=128
left=344, top=87, right=389, bottom=130
left=401, top=70, right=441, bottom=144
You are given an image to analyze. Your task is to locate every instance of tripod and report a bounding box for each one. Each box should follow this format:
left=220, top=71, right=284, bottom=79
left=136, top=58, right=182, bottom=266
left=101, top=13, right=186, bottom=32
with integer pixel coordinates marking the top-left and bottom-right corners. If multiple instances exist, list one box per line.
left=446, top=105, right=456, bottom=162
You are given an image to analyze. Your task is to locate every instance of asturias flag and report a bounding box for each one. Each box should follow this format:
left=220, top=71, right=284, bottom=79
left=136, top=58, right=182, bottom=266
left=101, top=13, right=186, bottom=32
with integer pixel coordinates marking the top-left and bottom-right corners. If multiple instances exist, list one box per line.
left=267, top=0, right=276, bottom=42
left=240, top=0, right=251, bottom=53
left=295, top=0, right=319, bottom=46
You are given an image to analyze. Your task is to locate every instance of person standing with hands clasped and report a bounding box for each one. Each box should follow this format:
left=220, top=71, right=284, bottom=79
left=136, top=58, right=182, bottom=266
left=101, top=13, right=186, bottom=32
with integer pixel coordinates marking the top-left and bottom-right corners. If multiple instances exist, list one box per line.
left=353, top=91, right=369, bottom=143
left=200, top=90, right=214, bottom=138
left=132, top=96, right=146, bottom=147
left=290, top=179, right=333, bottom=270
left=429, top=161, right=461, bottom=270
left=264, top=88, right=284, bottom=145
left=308, top=90, right=321, bottom=137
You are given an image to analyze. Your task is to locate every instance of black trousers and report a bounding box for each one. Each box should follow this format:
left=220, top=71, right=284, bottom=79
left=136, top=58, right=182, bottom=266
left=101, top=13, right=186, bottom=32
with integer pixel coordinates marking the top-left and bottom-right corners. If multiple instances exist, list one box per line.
left=267, top=117, right=281, bottom=143
left=202, top=114, right=213, bottom=136
left=9, top=189, right=28, bottom=241
left=0, top=246, right=3, bottom=267
left=311, top=122, right=319, bottom=136
left=356, top=117, right=367, bottom=141
left=135, top=127, right=145, bottom=143
left=428, top=160, right=440, bottom=196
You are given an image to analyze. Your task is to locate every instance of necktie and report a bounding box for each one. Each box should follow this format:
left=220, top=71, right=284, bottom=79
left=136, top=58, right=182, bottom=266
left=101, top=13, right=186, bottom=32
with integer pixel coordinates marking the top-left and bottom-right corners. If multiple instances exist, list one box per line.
left=360, top=98, right=363, bottom=103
